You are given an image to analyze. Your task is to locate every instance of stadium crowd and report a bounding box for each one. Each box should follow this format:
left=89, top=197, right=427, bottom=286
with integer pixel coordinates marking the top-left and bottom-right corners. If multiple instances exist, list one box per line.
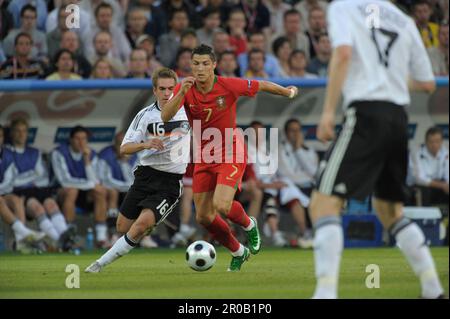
left=0, top=0, right=449, bottom=253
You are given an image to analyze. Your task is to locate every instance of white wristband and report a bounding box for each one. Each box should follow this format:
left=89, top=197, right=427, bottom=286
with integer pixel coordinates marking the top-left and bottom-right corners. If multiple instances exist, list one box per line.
left=289, top=88, right=296, bottom=98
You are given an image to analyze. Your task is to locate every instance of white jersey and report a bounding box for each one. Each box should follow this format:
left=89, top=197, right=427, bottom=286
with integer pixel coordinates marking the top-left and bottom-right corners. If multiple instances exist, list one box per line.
left=327, top=0, right=434, bottom=108
left=122, top=102, right=190, bottom=174
left=410, top=144, right=449, bottom=186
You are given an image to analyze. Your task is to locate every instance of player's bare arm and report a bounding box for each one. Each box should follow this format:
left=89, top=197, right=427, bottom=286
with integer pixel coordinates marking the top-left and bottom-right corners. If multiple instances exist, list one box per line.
left=120, top=139, right=164, bottom=156
left=317, top=45, right=352, bottom=142
left=258, top=80, right=299, bottom=98
left=161, top=77, right=195, bottom=122
left=408, top=79, right=436, bottom=94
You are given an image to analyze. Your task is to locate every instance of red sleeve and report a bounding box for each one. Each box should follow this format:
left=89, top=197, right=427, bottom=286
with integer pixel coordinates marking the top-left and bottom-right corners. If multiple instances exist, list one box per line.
left=225, top=77, right=259, bottom=98
left=172, top=83, right=186, bottom=109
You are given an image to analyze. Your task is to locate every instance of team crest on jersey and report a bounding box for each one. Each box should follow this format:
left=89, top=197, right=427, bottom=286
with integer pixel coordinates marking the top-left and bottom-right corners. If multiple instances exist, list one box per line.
left=216, top=96, right=227, bottom=110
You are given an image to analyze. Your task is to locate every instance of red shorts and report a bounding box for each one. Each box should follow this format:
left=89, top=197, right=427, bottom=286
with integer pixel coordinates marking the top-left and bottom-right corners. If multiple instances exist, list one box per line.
left=192, top=162, right=247, bottom=193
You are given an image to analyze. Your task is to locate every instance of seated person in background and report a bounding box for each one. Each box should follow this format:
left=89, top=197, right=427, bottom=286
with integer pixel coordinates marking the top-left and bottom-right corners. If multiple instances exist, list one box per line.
left=288, top=49, right=317, bottom=78
left=98, top=131, right=146, bottom=245
left=248, top=121, right=312, bottom=248
left=410, top=126, right=449, bottom=206
left=51, top=125, right=109, bottom=248
left=7, top=118, right=74, bottom=250
left=179, top=28, right=199, bottom=51
left=279, top=118, right=319, bottom=197
left=217, top=50, right=239, bottom=77
left=244, top=48, right=269, bottom=78
left=174, top=47, right=193, bottom=78
left=1, top=124, right=45, bottom=252
left=305, top=33, right=331, bottom=77
left=46, top=49, right=82, bottom=80
left=0, top=32, right=46, bottom=79
left=88, top=31, right=127, bottom=78
left=126, top=48, right=151, bottom=79
left=60, top=31, right=92, bottom=79
left=135, top=34, right=163, bottom=76
left=90, top=58, right=114, bottom=79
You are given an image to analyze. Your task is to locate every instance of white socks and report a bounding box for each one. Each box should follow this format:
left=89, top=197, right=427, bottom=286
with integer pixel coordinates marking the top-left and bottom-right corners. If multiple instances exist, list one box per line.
left=242, top=218, right=255, bottom=231
left=50, top=212, right=68, bottom=236
left=312, top=217, right=343, bottom=299
left=97, top=233, right=136, bottom=267
left=95, top=223, right=108, bottom=242
left=231, top=244, right=245, bottom=257
left=394, top=221, right=444, bottom=299
left=37, top=215, right=59, bottom=241
left=11, top=220, right=32, bottom=242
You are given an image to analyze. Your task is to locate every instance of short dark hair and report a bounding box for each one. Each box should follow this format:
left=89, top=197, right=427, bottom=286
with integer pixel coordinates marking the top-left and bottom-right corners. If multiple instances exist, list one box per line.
left=218, top=50, right=236, bottom=63
left=249, top=120, right=264, bottom=128
left=54, top=48, right=75, bottom=66
left=284, top=118, right=301, bottom=134
left=176, top=47, right=193, bottom=62
left=413, top=0, right=430, bottom=9
left=95, top=2, right=114, bottom=17
left=70, top=125, right=90, bottom=139
left=284, top=9, right=301, bottom=20
left=169, top=8, right=188, bottom=21
left=248, top=48, right=265, bottom=62
left=151, top=67, right=178, bottom=88
left=15, top=32, right=33, bottom=47
left=201, top=7, right=220, bottom=19
left=20, top=4, right=37, bottom=17
left=272, top=36, right=290, bottom=57
left=192, top=44, right=216, bottom=62
left=425, top=126, right=444, bottom=140
left=10, top=117, right=29, bottom=130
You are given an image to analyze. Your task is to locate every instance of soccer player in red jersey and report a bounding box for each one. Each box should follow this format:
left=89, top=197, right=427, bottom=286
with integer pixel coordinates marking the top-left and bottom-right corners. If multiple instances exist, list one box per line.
left=162, top=44, right=298, bottom=271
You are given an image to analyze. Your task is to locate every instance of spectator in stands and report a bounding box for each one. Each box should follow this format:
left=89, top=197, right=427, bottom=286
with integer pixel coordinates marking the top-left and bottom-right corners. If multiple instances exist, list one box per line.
left=288, top=49, right=317, bottom=78
left=161, top=0, right=200, bottom=29
left=89, top=31, right=127, bottom=78
left=86, top=2, right=131, bottom=64
left=158, top=9, right=190, bottom=67
left=1, top=125, right=45, bottom=252
left=410, top=126, right=449, bottom=206
left=279, top=118, right=319, bottom=198
left=245, top=48, right=269, bottom=78
left=0, top=32, right=46, bottom=79
left=413, top=0, right=440, bottom=48
left=180, top=28, right=199, bottom=50
left=197, top=7, right=222, bottom=47
left=133, top=0, right=167, bottom=42
left=135, top=34, right=163, bottom=75
left=217, top=50, right=239, bottom=77
left=45, top=0, right=92, bottom=47
left=428, top=22, right=449, bottom=75
left=46, top=48, right=81, bottom=80
left=306, top=32, right=330, bottom=77
left=46, top=4, right=71, bottom=60
left=90, top=58, right=114, bottom=79
left=7, top=0, right=47, bottom=32
left=3, top=4, right=48, bottom=62
left=125, top=7, right=148, bottom=49
left=238, top=31, right=280, bottom=77
left=271, top=9, right=310, bottom=61
left=51, top=125, right=109, bottom=248
left=294, top=0, right=328, bottom=32
left=7, top=118, right=75, bottom=251
left=227, top=8, right=248, bottom=56
left=174, top=47, right=193, bottom=78
left=0, top=44, right=6, bottom=65
left=212, top=29, right=232, bottom=56
left=272, top=36, right=293, bottom=78
left=264, top=0, right=291, bottom=36
left=60, top=30, right=92, bottom=78
left=305, top=6, right=327, bottom=60
left=79, top=0, right=124, bottom=31
left=126, top=48, right=151, bottom=78
left=236, top=0, right=271, bottom=34
left=0, top=0, right=14, bottom=40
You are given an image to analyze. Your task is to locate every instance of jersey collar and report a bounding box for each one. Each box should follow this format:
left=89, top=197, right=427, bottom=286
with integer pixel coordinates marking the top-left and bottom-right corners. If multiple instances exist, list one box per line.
left=155, top=101, right=161, bottom=112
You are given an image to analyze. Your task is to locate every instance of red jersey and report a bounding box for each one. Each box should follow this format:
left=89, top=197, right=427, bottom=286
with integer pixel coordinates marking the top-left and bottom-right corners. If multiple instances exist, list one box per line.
left=174, top=76, right=259, bottom=164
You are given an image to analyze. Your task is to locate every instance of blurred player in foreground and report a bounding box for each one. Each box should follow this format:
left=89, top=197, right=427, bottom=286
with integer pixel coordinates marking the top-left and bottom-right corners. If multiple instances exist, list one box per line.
left=310, top=0, right=445, bottom=298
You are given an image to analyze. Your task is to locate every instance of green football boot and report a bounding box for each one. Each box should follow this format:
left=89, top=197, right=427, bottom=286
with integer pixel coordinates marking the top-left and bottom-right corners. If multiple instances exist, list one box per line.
left=227, top=247, right=250, bottom=272
left=246, top=216, right=261, bottom=254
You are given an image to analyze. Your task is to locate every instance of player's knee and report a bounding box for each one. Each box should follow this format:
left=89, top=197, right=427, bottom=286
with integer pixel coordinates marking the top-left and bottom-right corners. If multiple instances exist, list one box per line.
left=93, top=185, right=107, bottom=198
left=196, top=213, right=215, bottom=226
left=43, top=198, right=59, bottom=214
left=133, top=220, right=150, bottom=236
left=213, top=199, right=232, bottom=216
left=63, top=188, right=78, bottom=201
left=27, top=198, right=45, bottom=217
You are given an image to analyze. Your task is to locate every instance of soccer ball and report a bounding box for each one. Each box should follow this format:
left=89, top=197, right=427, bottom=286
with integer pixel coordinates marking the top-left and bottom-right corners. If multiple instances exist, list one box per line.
left=185, top=240, right=216, bottom=272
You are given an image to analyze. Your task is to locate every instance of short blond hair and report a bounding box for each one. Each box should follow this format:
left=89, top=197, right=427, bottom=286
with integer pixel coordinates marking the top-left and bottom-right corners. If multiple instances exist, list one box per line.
left=151, top=67, right=178, bottom=88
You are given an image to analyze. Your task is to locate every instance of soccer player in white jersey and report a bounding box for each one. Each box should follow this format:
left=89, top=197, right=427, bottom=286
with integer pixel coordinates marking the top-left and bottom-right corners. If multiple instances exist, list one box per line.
left=85, top=68, right=190, bottom=272
left=310, top=0, right=445, bottom=298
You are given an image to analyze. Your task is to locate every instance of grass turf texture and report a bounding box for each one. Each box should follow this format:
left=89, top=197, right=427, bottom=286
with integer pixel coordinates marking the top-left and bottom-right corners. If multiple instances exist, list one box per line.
left=0, top=247, right=448, bottom=299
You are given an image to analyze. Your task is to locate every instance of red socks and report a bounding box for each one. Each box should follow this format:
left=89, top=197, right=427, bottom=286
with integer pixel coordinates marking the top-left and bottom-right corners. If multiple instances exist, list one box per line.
left=205, top=214, right=240, bottom=252
left=227, top=201, right=251, bottom=228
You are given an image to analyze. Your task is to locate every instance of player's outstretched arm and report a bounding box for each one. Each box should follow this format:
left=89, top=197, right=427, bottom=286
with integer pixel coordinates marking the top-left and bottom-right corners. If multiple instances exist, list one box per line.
left=258, top=80, right=299, bottom=99
left=161, top=76, right=195, bottom=122
left=120, top=140, right=164, bottom=156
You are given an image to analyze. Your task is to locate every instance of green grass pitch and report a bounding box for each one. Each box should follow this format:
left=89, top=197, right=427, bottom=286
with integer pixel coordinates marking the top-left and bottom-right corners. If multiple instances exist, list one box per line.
left=0, top=247, right=448, bottom=299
